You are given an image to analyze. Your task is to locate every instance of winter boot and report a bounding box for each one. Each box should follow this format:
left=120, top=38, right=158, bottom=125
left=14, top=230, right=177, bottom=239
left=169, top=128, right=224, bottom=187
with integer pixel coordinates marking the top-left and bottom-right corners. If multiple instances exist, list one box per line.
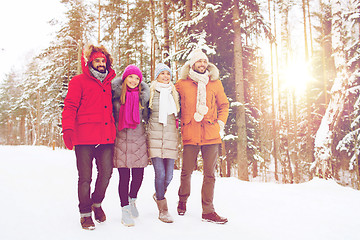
left=91, top=203, right=106, bottom=223
left=129, top=197, right=139, bottom=218
left=177, top=201, right=186, bottom=216
left=154, top=195, right=173, bottom=223
left=121, top=205, right=135, bottom=227
left=202, top=212, right=228, bottom=224
left=80, top=214, right=95, bottom=230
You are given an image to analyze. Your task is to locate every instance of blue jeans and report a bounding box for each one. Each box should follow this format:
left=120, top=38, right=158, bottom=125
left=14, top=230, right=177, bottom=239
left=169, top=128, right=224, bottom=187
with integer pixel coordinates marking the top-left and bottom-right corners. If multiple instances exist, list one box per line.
left=151, top=157, right=175, bottom=200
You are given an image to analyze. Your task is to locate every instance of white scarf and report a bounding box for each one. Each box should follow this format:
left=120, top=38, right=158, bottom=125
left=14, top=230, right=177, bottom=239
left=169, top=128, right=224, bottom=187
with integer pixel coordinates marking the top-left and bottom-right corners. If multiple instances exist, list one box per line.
left=155, top=82, right=178, bottom=126
left=189, top=68, right=209, bottom=122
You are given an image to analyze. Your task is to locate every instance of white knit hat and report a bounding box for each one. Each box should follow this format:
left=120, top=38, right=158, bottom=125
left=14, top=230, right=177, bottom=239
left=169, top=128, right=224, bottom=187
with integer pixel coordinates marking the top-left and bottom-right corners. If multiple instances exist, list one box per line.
left=188, top=48, right=209, bottom=67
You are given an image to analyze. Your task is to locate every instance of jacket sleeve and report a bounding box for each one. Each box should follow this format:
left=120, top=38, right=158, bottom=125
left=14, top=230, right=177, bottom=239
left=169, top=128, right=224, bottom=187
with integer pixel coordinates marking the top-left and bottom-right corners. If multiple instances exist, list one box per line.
left=215, top=80, right=229, bottom=124
left=111, top=77, right=121, bottom=126
left=140, top=81, right=150, bottom=106
left=62, top=77, right=82, bottom=132
left=140, top=82, right=150, bottom=122
left=174, top=80, right=182, bottom=119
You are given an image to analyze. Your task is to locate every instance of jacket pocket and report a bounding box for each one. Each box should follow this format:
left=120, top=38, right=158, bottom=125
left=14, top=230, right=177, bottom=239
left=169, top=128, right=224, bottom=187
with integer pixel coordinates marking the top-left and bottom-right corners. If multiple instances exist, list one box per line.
left=77, top=113, right=102, bottom=124
left=181, top=115, right=194, bottom=141
left=203, top=120, right=220, bottom=140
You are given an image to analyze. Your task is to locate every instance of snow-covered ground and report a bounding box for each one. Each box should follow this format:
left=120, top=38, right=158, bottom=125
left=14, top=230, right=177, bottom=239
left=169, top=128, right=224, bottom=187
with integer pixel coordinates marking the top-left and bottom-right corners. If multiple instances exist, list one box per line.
left=1, top=145, right=359, bottom=240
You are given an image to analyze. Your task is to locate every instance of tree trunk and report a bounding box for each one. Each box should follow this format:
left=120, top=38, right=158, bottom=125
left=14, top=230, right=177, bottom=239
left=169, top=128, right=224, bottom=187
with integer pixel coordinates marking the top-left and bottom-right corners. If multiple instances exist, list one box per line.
left=269, top=0, right=279, bottom=181
left=303, top=0, right=313, bottom=164
left=126, top=0, right=130, bottom=65
left=98, top=0, right=101, bottom=44
left=77, top=41, right=82, bottom=74
left=185, top=0, right=192, bottom=20
left=36, top=89, right=41, bottom=146
left=172, top=2, right=179, bottom=80
left=232, top=2, right=248, bottom=181
left=150, top=0, right=155, bottom=81
left=162, top=0, right=170, bottom=66
left=306, top=0, right=313, bottom=55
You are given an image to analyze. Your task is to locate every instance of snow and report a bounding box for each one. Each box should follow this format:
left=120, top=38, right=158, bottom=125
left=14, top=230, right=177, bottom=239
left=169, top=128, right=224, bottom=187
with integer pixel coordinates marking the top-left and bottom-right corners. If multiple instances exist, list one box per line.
left=1, top=145, right=360, bottom=240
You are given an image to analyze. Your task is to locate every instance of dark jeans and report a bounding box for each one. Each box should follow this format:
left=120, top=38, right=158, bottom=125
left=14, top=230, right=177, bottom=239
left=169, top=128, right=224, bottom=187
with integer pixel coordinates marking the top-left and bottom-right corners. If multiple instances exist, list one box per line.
left=118, top=168, right=144, bottom=207
left=75, top=144, right=114, bottom=214
left=151, top=157, right=175, bottom=200
left=178, top=144, right=219, bottom=214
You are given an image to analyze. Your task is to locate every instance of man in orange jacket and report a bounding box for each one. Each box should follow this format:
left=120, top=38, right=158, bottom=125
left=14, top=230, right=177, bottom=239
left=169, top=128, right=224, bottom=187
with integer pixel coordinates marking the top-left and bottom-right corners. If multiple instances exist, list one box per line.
left=175, top=49, right=229, bottom=224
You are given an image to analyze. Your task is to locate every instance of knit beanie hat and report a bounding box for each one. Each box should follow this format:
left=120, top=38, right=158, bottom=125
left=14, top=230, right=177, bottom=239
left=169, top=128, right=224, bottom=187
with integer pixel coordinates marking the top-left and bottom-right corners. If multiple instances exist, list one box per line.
left=89, top=51, right=107, bottom=63
left=122, top=64, right=143, bottom=82
left=188, top=48, right=209, bottom=67
left=154, top=63, right=172, bottom=80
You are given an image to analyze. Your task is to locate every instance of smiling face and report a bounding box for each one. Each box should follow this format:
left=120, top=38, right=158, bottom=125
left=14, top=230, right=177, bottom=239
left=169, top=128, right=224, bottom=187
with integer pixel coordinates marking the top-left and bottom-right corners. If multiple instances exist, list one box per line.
left=192, top=59, right=208, bottom=74
left=156, top=70, right=171, bottom=84
left=125, top=74, right=140, bottom=89
left=91, top=57, right=107, bottom=73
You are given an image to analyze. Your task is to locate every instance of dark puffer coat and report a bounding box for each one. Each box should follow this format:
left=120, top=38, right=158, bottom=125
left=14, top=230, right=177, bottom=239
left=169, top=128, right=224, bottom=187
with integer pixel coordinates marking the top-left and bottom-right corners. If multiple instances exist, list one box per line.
left=112, top=77, right=150, bottom=168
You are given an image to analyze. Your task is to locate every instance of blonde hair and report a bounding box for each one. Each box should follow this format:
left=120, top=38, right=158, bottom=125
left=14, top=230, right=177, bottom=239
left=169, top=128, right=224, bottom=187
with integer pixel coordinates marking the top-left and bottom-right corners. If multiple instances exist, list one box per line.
left=119, top=78, right=143, bottom=108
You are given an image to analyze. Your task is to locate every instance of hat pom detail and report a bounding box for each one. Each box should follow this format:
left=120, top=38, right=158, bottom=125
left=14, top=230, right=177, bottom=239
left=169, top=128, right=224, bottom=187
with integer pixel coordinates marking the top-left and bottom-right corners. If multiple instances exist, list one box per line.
left=198, top=105, right=208, bottom=115
left=194, top=112, right=204, bottom=122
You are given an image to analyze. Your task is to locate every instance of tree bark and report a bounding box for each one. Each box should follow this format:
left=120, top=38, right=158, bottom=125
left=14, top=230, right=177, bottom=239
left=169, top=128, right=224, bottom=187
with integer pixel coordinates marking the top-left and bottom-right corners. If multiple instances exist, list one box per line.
left=162, top=0, right=170, bottom=66
left=185, top=0, right=192, bottom=20
left=150, top=0, right=155, bottom=81
left=98, top=0, right=101, bottom=44
left=232, top=2, right=248, bottom=181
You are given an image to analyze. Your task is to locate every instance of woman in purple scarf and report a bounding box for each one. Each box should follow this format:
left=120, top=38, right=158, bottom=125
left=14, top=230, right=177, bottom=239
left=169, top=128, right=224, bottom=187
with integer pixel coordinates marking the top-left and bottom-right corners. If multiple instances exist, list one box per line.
left=111, top=65, right=150, bottom=227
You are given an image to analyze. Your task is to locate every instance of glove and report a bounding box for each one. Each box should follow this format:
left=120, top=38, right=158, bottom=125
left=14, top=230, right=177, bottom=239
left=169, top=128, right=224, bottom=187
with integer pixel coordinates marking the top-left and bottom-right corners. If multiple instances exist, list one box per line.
left=63, top=129, right=74, bottom=150
left=218, top=120, right=225, bottom=139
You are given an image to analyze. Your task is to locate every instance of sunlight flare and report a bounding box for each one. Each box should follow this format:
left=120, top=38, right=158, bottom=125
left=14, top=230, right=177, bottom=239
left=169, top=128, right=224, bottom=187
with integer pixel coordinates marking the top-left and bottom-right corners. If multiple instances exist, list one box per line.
left=283, top=60, right=313, bottom=95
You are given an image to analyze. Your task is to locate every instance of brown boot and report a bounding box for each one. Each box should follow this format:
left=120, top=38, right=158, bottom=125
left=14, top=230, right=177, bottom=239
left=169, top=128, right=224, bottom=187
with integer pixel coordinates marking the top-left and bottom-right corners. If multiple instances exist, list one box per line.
left=91, top=204, right=106, bottom=223
left=154, top=195, right=173, bottom=223
left=177, top=201, right=186, bottom=216
left=80, top=216, right=95, bottom=230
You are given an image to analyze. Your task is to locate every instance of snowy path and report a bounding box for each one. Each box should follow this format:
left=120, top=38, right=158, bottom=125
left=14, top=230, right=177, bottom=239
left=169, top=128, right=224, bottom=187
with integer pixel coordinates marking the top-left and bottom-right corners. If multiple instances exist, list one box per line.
left=0, top=145, right=359, bottom=240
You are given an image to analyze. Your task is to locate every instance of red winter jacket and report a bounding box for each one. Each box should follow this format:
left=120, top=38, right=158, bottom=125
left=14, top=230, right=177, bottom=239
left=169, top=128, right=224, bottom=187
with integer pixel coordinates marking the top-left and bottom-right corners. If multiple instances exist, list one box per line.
left=61, top=54, right=116, bottom=145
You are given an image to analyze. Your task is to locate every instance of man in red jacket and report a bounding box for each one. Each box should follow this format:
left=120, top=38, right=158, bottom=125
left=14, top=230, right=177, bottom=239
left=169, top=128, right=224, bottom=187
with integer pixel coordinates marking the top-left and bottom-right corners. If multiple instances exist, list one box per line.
left=62, top=44, right=116, bottom=230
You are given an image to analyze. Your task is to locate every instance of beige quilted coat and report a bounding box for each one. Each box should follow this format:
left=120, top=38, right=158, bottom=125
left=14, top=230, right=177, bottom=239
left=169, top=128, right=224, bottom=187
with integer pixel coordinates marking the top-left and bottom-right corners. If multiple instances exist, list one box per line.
left=147, top=87, right=179, bottom=160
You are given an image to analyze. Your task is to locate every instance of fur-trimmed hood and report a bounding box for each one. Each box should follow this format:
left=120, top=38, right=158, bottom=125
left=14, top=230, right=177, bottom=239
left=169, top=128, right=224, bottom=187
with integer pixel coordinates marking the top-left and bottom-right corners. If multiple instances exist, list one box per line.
left=82, top=44, right=113, bottom=68
left=81, top=44, right=115, bottom=79
left=179, top=61, right=220, bottom=81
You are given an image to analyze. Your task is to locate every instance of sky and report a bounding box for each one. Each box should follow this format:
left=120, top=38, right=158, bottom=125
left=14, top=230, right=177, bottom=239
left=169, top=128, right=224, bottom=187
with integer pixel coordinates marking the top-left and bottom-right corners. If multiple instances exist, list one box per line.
left=1, top=145, right=360, bottom=240
left=0, top=0, right=64, bottom=81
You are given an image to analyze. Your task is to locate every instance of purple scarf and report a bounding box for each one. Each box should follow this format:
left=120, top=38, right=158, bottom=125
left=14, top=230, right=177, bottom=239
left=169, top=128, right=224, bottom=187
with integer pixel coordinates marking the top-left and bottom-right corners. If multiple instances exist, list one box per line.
left=118, top=87, right=140, bottom=131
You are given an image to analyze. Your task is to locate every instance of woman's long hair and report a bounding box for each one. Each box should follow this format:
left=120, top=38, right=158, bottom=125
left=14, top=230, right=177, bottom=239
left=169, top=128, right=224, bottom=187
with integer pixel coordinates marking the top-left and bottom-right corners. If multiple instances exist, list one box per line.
left=119, top=78, right=143, bottom=108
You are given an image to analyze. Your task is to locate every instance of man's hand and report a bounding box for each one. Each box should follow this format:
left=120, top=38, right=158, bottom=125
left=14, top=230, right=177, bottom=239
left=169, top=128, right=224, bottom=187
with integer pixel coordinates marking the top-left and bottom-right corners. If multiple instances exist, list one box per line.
left=218, top=120, right=225, bottom=139
left=63, top=129, right=74, bottom=150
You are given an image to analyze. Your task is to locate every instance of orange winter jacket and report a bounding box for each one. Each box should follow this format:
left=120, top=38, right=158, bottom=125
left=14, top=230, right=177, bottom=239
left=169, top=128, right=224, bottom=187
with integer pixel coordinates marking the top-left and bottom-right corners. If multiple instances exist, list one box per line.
left=175, top=62, right=229, bottom=146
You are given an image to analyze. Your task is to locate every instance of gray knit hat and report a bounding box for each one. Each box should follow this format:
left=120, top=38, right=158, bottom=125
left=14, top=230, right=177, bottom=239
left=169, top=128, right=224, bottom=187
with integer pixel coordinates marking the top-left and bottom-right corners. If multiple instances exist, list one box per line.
left=154, top=63, right=172, bottom=81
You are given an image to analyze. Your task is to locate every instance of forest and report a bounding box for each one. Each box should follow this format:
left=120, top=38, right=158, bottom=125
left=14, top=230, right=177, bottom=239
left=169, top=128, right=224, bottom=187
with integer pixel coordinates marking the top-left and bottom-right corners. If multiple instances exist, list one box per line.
left=0, top=0, right=359, bottom=188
